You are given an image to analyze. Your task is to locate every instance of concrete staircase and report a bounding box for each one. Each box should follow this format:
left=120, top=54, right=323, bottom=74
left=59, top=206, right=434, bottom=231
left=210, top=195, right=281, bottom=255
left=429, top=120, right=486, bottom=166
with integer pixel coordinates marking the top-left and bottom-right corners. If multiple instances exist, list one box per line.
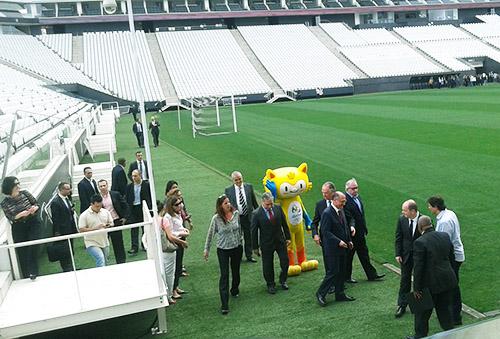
left=389, top=30, right=453, bottom=73
left=230, top=29, right=290, bottom=101
left=72, top=35, right=84, bottom=64
left=145, top=33, right=179, bottom=106
left=309, top=25, right=368, bottom=78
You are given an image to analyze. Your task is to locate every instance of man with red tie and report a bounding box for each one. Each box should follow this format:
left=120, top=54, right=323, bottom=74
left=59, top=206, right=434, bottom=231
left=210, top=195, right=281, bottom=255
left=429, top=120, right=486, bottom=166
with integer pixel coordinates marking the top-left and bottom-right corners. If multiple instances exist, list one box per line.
left=251, top=192, right=291, bottom=294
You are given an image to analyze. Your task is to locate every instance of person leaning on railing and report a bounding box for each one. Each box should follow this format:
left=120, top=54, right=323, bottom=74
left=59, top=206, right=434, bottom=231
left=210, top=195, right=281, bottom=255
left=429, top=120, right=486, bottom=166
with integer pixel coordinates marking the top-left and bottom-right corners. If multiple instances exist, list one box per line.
left=1, top=176, right=41, bottom=280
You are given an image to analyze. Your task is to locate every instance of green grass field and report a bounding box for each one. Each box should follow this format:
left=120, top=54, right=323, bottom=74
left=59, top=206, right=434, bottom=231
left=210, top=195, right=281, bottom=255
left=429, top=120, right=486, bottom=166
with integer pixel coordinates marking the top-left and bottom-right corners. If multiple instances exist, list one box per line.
left=33, top=85, right=500, bottom=338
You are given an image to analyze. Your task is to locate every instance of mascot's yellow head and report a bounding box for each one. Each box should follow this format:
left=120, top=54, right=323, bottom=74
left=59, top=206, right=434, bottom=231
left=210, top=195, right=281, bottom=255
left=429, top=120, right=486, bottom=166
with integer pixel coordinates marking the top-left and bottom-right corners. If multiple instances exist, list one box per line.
left=263, top=163, right=312, bottom=199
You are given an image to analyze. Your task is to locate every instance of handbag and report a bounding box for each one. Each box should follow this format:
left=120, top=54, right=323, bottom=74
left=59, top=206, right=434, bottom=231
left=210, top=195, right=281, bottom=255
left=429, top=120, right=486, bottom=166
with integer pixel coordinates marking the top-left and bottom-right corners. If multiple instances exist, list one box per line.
left=47, top=240, right=71, bottom=262
left=160, top=218, right=178, bottom=253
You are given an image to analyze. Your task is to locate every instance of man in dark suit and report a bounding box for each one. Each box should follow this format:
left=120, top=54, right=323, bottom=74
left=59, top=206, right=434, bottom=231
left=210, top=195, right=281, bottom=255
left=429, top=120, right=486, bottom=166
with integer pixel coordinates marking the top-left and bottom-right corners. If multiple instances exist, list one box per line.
left=77, top=166, right=99, bottom=214
left=125, top=169, right=152, bottom=255
left=111, top=158, right=127, bottom=196
left=98, top=179, right=129, bottom=264
left=225, top=171, right=259, bottom=262
left=316, top=192, right=355, bottom=306
left=132, top=118, right=144, bottom=148
left=408, top=215, right=456, bottom=339
left=50, top=182, right=78, bottom=272
left=394, top=199, right=421, bottom=318
left=311, top=181, right=336, bottom=246
left=344, top=178, right=385, bottom=283
left=251, top=192, right=291, bottom=294
left=128, top=151, right=149, bottom=181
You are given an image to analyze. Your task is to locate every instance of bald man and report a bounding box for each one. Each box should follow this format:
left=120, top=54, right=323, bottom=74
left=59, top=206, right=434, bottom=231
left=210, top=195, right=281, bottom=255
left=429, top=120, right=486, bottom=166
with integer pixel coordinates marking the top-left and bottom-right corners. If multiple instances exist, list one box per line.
left=394, top=200, right=421, bottom=318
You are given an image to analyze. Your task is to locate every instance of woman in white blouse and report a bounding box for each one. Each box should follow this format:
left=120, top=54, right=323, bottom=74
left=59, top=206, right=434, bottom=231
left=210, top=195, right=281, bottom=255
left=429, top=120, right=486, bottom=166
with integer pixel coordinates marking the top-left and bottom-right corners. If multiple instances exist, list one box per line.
left=204, top=194, right=243, bottom=315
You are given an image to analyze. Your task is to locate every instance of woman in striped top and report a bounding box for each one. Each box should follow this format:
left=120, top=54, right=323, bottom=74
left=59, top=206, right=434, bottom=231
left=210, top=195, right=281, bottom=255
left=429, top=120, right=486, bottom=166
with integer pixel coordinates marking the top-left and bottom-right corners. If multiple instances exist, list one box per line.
left=1, top=176, right=41, bottom=280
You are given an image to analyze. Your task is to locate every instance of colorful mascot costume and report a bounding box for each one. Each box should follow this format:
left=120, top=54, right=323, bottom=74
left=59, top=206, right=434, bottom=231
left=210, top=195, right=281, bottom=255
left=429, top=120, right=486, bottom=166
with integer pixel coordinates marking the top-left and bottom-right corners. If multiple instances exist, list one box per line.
left=263, top=163, right=319, bottom=276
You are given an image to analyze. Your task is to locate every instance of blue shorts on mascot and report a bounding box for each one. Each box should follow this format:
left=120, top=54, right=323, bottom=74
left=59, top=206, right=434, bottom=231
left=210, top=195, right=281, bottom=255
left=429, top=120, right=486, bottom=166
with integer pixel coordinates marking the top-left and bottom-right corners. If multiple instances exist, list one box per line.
left=263, top=163, right=318, bottom=276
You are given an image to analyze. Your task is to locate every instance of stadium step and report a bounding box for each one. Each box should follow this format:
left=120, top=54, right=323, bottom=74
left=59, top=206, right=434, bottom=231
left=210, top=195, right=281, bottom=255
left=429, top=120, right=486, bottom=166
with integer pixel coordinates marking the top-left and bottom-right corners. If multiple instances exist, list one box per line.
left=308, top=26, right=368, bottom=78
left=230, top=29, right=286, bottom=96
left=389, top=29, right=453, bottom=73
left=145, top=33, right=179, bottom=105
left=457, top=26, right=500, bottom=53
left=72, top=35, right=84, bottom=64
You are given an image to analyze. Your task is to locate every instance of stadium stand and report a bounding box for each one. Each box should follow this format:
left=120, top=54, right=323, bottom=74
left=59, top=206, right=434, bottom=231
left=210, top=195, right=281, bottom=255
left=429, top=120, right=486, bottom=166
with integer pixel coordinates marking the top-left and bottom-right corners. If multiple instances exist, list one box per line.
left=238, top=24, right=358, bottom=90
left=393, top=24, right=472, bottom=42
left=82, top=31, right=164, bottom=102
left=0, top=34, right=106, bottom=92
left=155, top=29, right=271, bottom=98
left=415, top=39, right=500, bottom=71
left=321, top=23, right=400, bottom=46
left=461, top=22, right=500, bottom=38
left=485, top=37, right=500, bottom=49
left=340, top=44, right=445, bottom=77
left=476, top=14, right=500, bottom=24
left=37, top=33, right=73, bottom=62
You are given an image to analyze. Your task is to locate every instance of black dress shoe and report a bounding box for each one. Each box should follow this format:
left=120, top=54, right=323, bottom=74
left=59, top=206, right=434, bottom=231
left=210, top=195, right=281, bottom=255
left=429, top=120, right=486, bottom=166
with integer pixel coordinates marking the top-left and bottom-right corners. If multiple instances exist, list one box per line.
left=346, top=278, right=358, bottom=283
left=247, top=257, right=257, bottom=262
left=267, top=286, right=276, bottom=294
left=336, top=294, right=356, bottom=302
left=128, top=249, right=138, bottom=255
left=316, top=292, right=327, bottom=307
left=29, top=274, right=37, bottom=281
left=281, top=282, right=289, bottom=290
left=328, top=286, right=336, bottom=294
left=368, top=274, right=386, bottom=281
left=395, top=306, right=406, bottom=318
left=405, top=336, right=416, bottom=339
left=454, top=319, right=463, bottom=326
left=221, top=309, right=229, bottom=315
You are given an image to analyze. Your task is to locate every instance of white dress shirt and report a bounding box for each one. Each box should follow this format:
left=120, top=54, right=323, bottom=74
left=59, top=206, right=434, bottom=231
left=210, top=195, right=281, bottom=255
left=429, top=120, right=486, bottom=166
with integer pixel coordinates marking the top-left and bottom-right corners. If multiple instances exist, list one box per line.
left=436, top=209, right=465, bottom=262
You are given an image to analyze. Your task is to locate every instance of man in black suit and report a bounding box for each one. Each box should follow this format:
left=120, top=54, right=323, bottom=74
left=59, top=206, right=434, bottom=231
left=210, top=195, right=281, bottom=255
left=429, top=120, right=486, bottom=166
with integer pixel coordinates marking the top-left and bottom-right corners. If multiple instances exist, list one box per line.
left=251, top=192, right=291, bottom=294
left=111, top=158, right=127, bottom=196
left=125, top=169, right=152, bottom=255
left=311, top=181, right=336, bottom=246
left=98, top=179, right=129, bottom=264
left=394, top=199, right=421, bottom=318
left=77, top=166, right=99, bottom=214
left=408, top=215, right=456, bottom=339
left=50, top=182, right=78, bottom=272
left=225, top=171, right=259, bottom=262
left=344, top=178, right=385, bottom=283
left=132, top=118, right=144, bottom=148
left=128, top=151, right=149, bottom=181
left=316, top=192, right=355, bottom=306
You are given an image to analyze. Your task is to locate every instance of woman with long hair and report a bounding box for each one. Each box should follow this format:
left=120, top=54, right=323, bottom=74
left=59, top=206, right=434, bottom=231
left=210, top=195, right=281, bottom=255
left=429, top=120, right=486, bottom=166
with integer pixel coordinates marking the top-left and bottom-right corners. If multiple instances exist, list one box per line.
left=162, top=196, right=189, bottom=300
left=1, top=176, right=41, bottom=280
left=204, top=194, right=243, bottom=315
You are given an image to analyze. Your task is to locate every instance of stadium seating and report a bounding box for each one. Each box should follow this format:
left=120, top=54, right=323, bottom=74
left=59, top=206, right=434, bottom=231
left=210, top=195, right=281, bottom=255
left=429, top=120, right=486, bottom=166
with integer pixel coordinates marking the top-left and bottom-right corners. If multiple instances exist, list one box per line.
left=415, top=39, right=500, bottom=71
left=82, top=31, right=164, bottom=102
left=0, top=34, right=105, bottom=92
left=239, top=24, right=358, bottom=90
left=394, top=24, right=471, bottom=42
left=461, top=22, right=500, bottom=38
left=37, top=33, right=73, bottom=62
left=321, top=23, right=400, bottom=46
left=485, top=37, right=500, bottom=49
left=155, top=30, right=271, bottom=98
left=340, top=44, right=445, bottom=77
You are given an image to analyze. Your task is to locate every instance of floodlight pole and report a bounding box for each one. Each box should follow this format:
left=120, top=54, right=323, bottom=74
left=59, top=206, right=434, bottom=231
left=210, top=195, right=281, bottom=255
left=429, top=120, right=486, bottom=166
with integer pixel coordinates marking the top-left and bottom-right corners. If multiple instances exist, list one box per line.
left=125, top=0, right=167, bottom=334
left=215, top=99, right=220, bottom=127
left=177, top=105, right=181, bottom=130
left=231, top=95, right=237, bottom=133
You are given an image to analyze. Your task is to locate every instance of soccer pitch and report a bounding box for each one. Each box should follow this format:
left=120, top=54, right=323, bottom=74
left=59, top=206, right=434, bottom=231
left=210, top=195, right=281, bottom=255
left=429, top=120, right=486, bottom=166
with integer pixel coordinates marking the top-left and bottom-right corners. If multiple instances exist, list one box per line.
left=160, top=85, right=500, bottom=313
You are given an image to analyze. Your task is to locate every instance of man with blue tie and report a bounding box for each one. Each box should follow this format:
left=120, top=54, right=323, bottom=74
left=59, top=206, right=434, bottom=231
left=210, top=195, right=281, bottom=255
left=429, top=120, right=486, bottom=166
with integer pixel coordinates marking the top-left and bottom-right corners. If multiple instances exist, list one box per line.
left=251, top=192, right=291, bottom=294
left=344, top=178, right=385, bottom=283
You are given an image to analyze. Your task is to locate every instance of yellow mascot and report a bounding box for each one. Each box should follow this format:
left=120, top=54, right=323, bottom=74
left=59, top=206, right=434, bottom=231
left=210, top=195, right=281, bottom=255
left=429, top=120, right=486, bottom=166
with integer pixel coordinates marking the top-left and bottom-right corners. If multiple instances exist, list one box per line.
left=263, top=163, right=319, bottom=276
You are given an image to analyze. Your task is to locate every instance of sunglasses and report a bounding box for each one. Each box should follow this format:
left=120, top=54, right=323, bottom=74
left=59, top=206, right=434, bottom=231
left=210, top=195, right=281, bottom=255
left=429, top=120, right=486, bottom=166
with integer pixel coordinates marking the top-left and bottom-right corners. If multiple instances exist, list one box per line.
left=174, top=202, right=183, bottom=207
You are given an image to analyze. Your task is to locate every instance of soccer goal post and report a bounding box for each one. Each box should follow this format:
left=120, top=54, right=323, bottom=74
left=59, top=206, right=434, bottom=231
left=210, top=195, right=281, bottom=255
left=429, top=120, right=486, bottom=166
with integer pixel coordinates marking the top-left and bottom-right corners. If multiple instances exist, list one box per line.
left=189, top=95, right=238, bottom=138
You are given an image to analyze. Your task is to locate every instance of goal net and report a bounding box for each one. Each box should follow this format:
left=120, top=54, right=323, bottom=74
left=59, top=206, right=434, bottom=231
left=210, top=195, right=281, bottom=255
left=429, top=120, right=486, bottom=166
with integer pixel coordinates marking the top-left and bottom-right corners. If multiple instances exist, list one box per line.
left=188, top=96, right=239, bottom=138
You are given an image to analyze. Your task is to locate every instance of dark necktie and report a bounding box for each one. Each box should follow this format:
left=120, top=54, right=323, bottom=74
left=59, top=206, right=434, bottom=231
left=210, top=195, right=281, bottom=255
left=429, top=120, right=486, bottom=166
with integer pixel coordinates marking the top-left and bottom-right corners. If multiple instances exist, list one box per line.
left=409, top=219, right=413, bottom=236
left=338, top=210, right=345, bottom=225
left=64, top=197, right=71, bottom=210
left=239, top=187, right=248, bottom=215
left=268, top=208, right=274, bottom=222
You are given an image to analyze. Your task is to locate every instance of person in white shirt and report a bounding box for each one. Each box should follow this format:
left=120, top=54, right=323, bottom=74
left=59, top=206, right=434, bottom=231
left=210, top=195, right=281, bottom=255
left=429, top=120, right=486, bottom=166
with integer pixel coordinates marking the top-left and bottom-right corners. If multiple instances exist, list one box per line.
left=79, top=194, right=113, bottom=267
left=427, top=196, right=464, bottom=325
